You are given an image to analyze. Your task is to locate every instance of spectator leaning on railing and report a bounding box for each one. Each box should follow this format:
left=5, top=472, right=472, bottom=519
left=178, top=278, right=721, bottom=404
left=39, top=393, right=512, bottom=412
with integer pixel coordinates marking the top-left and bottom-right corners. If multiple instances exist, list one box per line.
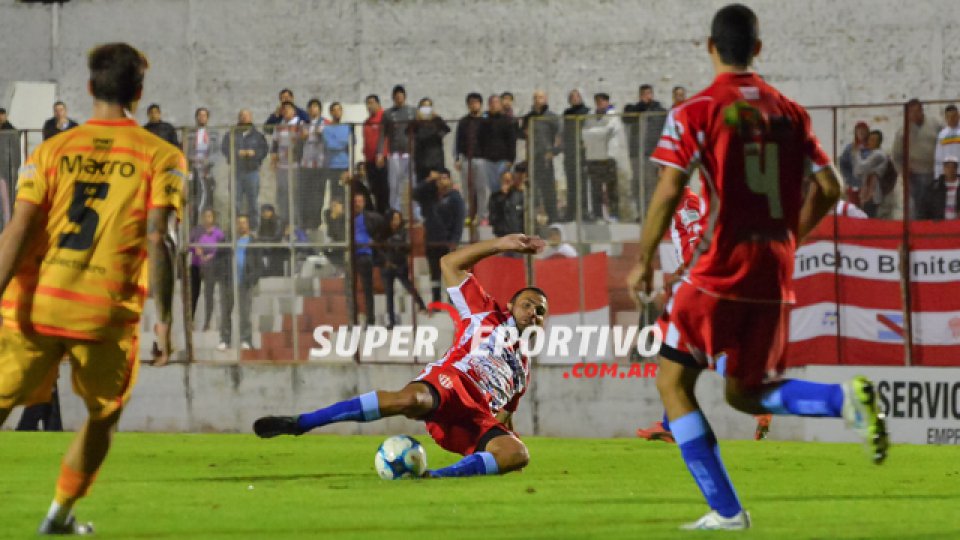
left=143, top=103, right=180, bottom=147
left=221, top=109, right=268, bottom=228
left=488, top=170, right=524, bottom=238
left=934, top=104, right=960, bottom=178
left=893, top=98, right=942, bottom=218
left=415, top=168, right=465, bottom=304
left=919, top=156, right=960, bottom=221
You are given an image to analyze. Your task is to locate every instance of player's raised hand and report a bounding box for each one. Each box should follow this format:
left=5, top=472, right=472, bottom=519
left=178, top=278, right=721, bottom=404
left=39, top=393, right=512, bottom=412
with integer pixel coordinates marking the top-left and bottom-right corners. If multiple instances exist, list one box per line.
left=497, top=233, right=545, bottom=254
left=152, top=322, right=173, bottom=367
left=627, top=262, right=656, bottom=308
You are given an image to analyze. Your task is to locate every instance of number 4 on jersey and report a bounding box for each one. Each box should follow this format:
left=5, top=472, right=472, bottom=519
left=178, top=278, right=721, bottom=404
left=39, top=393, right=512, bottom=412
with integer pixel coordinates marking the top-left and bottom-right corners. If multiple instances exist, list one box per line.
left=744, top=142, right=783, bottom=219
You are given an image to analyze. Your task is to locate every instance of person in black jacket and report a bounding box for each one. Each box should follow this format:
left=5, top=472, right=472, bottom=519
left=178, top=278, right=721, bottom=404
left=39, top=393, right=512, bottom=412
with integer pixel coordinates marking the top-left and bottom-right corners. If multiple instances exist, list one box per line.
left=222, top=109, right=269, bottom=227
left=257, top=204, right=286, bottom=276
left=455, top=93, right=485, bottom=223
left=561, top=89, right=590, bottom=221
left=477, top=95, right=518, bottom=224
left=42, top=101, right=78, bottom=141
left=143, top=104, right=180, bottom=148
left=218, top=214, right=263, bottom=351
left=411, top=97, right=451, bottom=184
left=380, top=209, right=427, bottom=328
left=918, top=156, right=960, bottom=220
left=623, top=84, right=666, bottom=213
left=488, top=170, right=524, bottom=237
left=415, top=168, right=465, bottom=303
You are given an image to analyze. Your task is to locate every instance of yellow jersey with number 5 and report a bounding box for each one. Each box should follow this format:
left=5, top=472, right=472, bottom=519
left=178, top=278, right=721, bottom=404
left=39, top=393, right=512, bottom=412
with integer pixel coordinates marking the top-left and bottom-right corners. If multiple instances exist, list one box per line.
left=1, top=118, right=185, bottom=341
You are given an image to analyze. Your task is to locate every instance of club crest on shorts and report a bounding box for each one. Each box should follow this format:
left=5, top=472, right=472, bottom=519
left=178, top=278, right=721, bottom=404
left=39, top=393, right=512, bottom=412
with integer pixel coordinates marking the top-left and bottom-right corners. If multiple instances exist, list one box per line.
left=438, top=374, right=454, bottom=390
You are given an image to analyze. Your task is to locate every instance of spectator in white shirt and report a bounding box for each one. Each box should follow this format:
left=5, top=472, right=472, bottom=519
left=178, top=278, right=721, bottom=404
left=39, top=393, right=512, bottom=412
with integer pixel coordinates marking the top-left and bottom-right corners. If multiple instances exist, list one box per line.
left=934, top=104, right=960, bottom=177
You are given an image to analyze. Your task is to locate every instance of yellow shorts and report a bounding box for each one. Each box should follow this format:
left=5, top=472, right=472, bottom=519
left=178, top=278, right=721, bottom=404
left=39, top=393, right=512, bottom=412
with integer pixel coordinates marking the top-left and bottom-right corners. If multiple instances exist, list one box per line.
left=0, top=325, right=140, bottom=419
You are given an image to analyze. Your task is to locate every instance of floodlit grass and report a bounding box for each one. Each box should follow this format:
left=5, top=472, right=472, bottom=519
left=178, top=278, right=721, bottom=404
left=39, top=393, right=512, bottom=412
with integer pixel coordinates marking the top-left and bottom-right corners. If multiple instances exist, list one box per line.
left=0, top=433, right=955, bottom=539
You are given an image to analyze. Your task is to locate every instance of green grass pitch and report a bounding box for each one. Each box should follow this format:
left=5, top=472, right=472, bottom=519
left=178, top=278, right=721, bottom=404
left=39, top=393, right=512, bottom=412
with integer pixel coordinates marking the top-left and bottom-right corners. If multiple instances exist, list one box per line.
left=0, top=433, right=956, bottom=539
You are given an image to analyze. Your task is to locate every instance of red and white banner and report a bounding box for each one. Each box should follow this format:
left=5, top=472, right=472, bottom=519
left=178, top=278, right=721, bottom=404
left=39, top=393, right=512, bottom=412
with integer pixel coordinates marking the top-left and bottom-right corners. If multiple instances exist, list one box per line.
left=789, top=217, right=960, bottom=367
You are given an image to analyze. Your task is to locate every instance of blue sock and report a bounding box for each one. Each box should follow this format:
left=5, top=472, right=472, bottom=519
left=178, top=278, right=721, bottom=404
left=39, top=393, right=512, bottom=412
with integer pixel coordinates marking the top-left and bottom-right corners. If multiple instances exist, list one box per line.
left=428, top=452, right=499, bottom=478
left=296, top=391, right=381, bottom=432
left=760, top=380, right=844, bottom=417
left=672, top=411, right=742, bottom=518
left=661, top=411, right=671, bottom=432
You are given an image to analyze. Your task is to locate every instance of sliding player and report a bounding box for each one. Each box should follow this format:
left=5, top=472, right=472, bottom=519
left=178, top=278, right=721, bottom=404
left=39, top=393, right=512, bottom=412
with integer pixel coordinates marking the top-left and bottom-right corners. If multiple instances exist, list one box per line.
left=0, top=44, right=184, bottom=535
left=255, top=234, right=547, bottom=478
left=636, top=186, right=773, bottom=442
left=628, top=4, right=888, bottom=530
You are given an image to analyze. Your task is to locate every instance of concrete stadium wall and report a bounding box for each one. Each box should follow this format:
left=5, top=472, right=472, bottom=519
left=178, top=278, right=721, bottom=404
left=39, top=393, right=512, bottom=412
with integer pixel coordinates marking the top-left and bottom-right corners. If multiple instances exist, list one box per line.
left=0, top=0, right=956, bottom=129
left=1, top=362, right=805, bottom=442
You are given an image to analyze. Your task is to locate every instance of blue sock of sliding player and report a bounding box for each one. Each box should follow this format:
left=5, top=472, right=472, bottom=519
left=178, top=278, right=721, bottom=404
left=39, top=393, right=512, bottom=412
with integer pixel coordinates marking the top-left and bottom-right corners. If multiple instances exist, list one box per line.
left=428, top=452, right=499, bottom=478
left=672, top=411, right=743, bottom=518
left=661, top=411, right=671, bottom=432
left=296, top=391, right=381, bottom=431
left=760, top=379, right=844, bottom=417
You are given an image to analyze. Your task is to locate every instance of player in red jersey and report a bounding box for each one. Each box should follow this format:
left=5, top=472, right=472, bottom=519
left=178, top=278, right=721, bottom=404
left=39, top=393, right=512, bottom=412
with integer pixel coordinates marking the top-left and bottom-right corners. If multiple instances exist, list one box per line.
left=254, top=234, right=547, bottom=478
left=636, top=187, right=773, bottom=442
left=628, top=5, right=888, bottom=530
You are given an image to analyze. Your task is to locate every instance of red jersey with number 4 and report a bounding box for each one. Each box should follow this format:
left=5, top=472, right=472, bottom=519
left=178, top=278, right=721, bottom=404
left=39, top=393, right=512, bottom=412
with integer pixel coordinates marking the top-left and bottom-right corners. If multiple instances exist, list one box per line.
left=651, top=72, right=831, bottom=302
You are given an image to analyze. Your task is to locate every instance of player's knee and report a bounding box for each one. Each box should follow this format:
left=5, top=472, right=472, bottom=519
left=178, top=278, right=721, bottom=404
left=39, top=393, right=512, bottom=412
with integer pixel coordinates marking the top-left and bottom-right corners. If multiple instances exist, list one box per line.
left=397, top=391, right=433, bottom=419
left=491, top=440, right=529, bottom=473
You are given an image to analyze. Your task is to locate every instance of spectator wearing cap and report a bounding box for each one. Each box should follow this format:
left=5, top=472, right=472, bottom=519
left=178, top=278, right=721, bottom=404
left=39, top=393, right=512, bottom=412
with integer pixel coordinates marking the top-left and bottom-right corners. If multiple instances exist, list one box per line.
left=0, top=107, right=20, bottom=227
left=477, top=94, right=518, bottom=224
left=300, top=98, right=326, bottom=230
left=221, top=108, right=268, bottom=227
left=919, top=156, right=960, bottom=220
left=143, top=103, right=180, bottom=147
left=378, top=85, right=417, bottom=216
left=363, top=95, right=389, bottom=213
left=414, top=168, right=465, bottom=303
left=455, top=92, right=485, bottom=223
left=42, top=101, right=78, bottom=141
left=935, top=104, right=960, bottom=178
left=270, top=101, right=305, bottom=224
left=265, top=88, right=309, bottom=131
left=893, top=99, right=942, bottom=218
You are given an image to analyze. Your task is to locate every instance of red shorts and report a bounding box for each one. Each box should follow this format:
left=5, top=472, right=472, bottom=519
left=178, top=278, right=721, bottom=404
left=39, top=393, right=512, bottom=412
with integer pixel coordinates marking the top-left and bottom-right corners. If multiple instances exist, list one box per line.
left=415, top=365, right=510, bottom=456
left=658, top=281, right=789, bottom=388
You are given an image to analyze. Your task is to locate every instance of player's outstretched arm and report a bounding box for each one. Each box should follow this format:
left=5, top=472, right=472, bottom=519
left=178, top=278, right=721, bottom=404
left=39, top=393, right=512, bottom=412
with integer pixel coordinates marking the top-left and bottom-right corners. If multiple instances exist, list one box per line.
left=0, top=200, right=42, bottom=296
left=798, top=165, right=842, bottom=242
left=439, top=234, right=545, bottom=288
left=147, top=207, right=177, bottom=364
left=628, top=166, right=689, bottom=299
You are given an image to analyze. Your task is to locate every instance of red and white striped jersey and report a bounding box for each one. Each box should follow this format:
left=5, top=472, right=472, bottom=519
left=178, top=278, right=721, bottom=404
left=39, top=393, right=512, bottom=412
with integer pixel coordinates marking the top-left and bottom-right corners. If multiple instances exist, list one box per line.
left=671, top=187, right=707, bottom=268
left=429, top=274, right=529, bottom=413
left=651, top=72, right=832, bottom=302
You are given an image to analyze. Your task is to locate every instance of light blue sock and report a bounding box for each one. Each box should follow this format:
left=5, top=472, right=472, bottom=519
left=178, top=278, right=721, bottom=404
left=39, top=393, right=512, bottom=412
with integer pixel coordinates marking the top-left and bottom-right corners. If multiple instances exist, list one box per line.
left=427, top=452, right=499, bottom=478
left=296, top=391, right=381, bottom=432
left=672, top=411, right=743, bottom=519
left=760, top=380, right=844, bottom=417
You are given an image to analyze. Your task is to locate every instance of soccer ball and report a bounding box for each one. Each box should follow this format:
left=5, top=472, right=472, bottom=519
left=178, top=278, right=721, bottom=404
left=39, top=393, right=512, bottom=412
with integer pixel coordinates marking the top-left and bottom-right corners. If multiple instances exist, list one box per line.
left=375, top=435, right=428, bottom=480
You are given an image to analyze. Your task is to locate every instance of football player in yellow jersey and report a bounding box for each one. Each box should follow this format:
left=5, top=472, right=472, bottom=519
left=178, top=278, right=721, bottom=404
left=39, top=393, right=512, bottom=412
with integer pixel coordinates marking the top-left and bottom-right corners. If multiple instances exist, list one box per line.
left=0, top=43, right=185, bottom=535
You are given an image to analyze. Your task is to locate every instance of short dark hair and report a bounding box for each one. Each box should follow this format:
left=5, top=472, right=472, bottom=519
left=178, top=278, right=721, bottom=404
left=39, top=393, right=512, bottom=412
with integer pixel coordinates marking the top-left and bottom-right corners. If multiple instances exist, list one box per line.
left=466, top=92, right=483, bottom=104
left=147, top=103, right=160, bottom=113
left=672, top=85, right=686, bottom=93
left=87, top=43, right=148, bottom=107
left=906, top=98, right=922, bottom=108
left=510, top=286, right=548, bottom=305
left=281, top=101, right=296, bottom=110
left=500, top=91, right=514, bottom=100
left=437, top=167, right=451, bottom=177
left=279, top=88, right=293, bottom=99
left=195, top=107, right=209, bottom=119
left=710, top=4, right=759, bottom=67
left=307, top=98, right=321, bottom=109
left=945, top=104, right=958, bottom=114
left=330, top=101, right=342, bottom=110
left=639, top=84, right=653, bottom=93
left=366, top=94, right=380, bottom=104
left=54, top=100, right=66, bottom=108
left=392, top=85, right=406, bottom=97
left=418, top=97, right=432, bottom=107
left=869, top=130, right=884, bottom=145
left=0, top=108, right=6, bottom=114
left=513, top=161, right=527, bottom=174
left=594, top=92, right=610, bottom=101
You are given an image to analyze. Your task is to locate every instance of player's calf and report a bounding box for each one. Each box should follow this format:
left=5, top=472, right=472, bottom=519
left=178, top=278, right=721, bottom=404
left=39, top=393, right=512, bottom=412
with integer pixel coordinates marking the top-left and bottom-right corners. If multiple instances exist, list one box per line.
left=426, top=433, right=528, bottom=478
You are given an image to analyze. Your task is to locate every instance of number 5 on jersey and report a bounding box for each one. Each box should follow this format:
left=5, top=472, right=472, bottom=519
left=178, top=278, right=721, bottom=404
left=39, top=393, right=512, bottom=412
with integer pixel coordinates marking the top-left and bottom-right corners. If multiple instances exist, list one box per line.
left=744, top=142, right=783, bottom=219
left=59, top=182, right=110, bottom=251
